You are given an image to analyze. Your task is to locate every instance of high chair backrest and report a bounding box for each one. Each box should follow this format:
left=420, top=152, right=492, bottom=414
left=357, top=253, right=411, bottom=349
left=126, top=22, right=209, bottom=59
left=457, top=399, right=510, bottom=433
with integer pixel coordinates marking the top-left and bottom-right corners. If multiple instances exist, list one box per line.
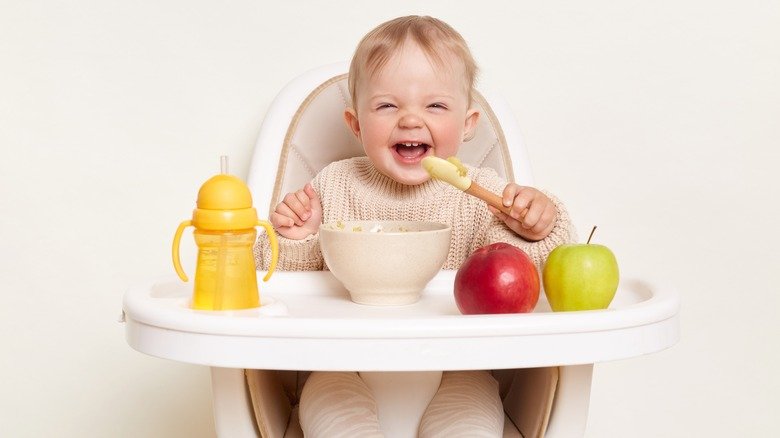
left=247, top=62, right=534, bottom=216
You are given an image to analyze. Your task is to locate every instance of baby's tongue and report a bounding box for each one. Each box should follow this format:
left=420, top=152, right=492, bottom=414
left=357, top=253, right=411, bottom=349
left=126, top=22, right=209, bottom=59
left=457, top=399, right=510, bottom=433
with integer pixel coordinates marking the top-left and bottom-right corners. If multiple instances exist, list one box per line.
left=397, top=144, right=426, bottom=159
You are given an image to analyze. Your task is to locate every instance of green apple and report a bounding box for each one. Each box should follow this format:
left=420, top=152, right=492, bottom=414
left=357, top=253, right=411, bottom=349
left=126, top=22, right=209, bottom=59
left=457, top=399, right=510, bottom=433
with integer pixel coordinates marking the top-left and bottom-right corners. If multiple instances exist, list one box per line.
left=542, top=226, right=619, bottom=311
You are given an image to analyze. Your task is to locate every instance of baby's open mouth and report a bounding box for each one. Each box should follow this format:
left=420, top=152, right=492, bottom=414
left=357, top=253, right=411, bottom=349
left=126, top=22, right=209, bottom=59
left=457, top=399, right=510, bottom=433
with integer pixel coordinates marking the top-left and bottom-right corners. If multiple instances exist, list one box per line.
left=394, top=142, right=430, bottom=159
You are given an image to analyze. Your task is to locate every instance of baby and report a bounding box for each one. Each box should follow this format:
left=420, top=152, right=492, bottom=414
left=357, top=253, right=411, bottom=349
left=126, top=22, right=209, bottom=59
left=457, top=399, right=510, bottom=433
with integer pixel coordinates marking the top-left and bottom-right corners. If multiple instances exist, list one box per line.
left=256, top=15, right=575, bottom=437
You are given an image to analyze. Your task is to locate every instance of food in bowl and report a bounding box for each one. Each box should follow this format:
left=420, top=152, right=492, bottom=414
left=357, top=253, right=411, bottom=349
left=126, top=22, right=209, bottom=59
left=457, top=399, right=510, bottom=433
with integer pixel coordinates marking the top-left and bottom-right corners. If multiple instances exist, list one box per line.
left=325, top=221, right=411, bottom=233
left=319, top=220, right=451, bottom=305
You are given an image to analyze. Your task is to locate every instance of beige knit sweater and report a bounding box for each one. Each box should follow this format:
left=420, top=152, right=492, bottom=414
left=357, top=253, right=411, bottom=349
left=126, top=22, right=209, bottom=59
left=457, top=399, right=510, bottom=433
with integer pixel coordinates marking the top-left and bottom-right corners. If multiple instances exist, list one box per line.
left=255, top=157, right=576, bottom=272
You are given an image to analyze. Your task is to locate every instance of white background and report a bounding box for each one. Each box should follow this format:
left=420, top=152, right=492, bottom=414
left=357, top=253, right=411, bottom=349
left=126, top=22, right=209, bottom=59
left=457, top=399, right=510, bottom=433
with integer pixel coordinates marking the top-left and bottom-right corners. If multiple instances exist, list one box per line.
left=1, top=1, right=778, bottom=436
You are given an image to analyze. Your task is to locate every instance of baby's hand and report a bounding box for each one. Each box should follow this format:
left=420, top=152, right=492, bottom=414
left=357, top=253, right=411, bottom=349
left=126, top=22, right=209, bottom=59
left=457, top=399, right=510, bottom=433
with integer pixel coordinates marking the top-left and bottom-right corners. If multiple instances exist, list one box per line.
left=489, top=184, right=557, bottom=242
left=270, top=183, right=322, bottom=240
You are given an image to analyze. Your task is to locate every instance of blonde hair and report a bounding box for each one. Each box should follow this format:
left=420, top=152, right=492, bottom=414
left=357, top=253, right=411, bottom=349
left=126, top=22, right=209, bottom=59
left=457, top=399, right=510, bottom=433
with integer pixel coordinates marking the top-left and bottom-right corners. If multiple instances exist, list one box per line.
left=348, top=16, right=478, bottom=109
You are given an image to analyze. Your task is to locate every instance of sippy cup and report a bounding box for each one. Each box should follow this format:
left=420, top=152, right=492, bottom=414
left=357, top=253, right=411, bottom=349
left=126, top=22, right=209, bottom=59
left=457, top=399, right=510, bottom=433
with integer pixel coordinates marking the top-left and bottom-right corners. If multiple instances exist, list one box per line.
left=172, top=157, right=278, bottom=310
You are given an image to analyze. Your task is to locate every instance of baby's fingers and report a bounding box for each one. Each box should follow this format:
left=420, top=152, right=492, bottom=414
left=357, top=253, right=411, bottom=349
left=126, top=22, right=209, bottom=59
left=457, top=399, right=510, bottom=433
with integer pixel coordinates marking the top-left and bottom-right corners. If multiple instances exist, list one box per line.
left=303, top=183, right=320, bottom=203
left=489, top=205, right=524, bottom=235
left=502, top=184, right=520, bottom=209
left=270, top=210, right=296, bottom=229
left=500, top=185, right=525, bottom=220
left=524, top=202, right=557, bottom=238
left=509, top=191, right=535, bottom=222
left=520, top=199, right=546, bottom=229
left=535, top=202, right=558, bottom=232
left=282, top=191, right=311, bottom=221
left=277, top=200, right=307, bottom=227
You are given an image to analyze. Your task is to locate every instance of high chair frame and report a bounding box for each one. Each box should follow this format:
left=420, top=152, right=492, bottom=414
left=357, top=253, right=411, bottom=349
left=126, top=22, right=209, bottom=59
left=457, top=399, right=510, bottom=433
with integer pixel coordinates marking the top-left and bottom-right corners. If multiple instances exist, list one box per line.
left=122, top=62, right=680, bottom=438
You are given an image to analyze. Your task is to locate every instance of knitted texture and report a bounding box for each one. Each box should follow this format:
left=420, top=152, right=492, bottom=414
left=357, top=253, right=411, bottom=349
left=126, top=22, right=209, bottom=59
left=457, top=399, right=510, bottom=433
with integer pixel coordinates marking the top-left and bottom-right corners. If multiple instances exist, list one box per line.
left=255, top=157, right=576, bottom=272
left=299, top=372, right=384, bottom=438
left=299, top=370, right=503, bottom=438
left=418, top=370, right=504, bottom=438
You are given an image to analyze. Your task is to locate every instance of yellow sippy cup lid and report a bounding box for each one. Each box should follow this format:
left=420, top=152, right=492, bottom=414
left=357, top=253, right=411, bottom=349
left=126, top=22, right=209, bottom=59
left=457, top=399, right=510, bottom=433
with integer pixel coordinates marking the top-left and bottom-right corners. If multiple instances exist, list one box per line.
left=196, top=174, right=253, bottom=210
left=191, top=157, right=259, bottom=230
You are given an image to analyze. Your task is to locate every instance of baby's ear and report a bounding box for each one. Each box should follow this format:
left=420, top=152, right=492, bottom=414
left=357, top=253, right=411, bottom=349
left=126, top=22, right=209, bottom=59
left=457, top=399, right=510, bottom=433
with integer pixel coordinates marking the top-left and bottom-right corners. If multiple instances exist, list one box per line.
left=344, top=108, right=361, bottom=140
left=462, top=108, right=480, bottom=142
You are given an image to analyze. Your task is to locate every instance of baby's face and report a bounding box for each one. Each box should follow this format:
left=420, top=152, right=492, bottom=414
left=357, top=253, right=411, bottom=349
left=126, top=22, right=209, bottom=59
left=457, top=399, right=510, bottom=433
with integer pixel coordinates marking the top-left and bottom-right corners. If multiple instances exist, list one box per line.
left=346, top=42, right=479, bottom=185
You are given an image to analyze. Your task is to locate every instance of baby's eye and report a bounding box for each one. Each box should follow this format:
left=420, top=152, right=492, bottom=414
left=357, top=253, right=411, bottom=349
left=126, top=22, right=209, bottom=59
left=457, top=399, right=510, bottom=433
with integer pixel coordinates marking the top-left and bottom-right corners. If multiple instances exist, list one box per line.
left=428, top=103, right=448, bottom=110
left=376, top=103, right=396, bottom=110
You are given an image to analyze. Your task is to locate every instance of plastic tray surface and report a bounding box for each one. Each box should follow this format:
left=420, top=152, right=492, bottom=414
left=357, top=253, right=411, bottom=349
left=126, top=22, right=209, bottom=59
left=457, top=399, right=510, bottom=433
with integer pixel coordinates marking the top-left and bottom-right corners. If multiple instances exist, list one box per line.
left=123, top=271, right=679, bottom=371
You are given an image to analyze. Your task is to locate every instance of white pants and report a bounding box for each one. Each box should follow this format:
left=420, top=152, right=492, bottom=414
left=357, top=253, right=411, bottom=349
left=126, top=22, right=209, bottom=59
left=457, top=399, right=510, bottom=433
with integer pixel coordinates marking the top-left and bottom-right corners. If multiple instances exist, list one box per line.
left=299, top=370, right=504, bottom=438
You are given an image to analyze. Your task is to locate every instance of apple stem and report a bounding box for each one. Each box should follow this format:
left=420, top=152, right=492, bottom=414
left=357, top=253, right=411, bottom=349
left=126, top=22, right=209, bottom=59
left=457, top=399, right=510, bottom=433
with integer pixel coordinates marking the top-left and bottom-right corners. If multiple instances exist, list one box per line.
left=586, top=226, right=597, bottom=244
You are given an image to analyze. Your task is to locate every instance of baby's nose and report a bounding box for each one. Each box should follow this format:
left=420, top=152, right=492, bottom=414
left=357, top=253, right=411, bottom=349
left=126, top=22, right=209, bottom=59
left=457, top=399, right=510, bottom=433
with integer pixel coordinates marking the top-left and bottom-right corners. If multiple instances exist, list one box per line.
left=398, top=112, right=423, bottom=129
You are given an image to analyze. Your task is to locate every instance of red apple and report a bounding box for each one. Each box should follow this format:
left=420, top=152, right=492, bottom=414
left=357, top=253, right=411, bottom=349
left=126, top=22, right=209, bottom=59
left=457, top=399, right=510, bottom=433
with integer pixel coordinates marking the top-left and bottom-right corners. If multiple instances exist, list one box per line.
left=454, top=242, right=540, bottom=314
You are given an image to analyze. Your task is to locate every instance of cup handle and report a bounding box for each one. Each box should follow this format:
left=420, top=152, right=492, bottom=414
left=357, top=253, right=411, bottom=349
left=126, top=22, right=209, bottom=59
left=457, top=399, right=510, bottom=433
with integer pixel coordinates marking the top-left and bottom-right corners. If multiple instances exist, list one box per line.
left=257, top=220, right=278, bottom=282
left=172, top=220, right=192, bottom=281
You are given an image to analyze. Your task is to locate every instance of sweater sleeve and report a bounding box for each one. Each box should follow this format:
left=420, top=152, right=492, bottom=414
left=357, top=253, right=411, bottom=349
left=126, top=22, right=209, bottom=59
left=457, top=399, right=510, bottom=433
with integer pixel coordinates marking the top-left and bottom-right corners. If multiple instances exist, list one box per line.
left=476, top=169, right=578, bottom=271
left=254, top=231, right=323, bottom=271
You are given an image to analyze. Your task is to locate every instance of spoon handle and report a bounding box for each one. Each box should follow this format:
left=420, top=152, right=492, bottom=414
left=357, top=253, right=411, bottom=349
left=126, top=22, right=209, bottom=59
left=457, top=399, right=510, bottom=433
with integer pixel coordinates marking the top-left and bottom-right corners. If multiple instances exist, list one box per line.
left=465, top=182, right=527, bottom=219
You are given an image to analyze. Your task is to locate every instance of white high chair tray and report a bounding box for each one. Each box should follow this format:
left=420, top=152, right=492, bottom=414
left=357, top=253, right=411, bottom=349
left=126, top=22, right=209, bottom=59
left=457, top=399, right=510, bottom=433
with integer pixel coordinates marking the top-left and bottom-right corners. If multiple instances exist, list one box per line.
left=124, top=271, right=679, bottom=371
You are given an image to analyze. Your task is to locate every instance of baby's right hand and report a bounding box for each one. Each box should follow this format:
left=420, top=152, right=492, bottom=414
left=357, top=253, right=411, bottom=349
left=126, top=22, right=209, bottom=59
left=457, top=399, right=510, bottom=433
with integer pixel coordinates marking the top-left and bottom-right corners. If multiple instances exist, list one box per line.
left=270, top=183, right=322, bottom=240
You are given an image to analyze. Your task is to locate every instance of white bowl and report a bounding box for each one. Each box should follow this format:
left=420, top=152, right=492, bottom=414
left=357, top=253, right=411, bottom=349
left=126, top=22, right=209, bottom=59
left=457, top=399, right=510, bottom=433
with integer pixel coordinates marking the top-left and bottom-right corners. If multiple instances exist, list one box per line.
left=319, top=220, right=452, bottom=305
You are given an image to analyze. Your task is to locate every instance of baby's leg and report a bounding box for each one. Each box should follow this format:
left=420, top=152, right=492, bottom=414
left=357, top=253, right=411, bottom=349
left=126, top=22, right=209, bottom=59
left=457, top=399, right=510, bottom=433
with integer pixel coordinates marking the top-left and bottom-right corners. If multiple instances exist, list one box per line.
left=299, top=371, right=384, bottom=438
left=418, top=370, right=504, bottom=438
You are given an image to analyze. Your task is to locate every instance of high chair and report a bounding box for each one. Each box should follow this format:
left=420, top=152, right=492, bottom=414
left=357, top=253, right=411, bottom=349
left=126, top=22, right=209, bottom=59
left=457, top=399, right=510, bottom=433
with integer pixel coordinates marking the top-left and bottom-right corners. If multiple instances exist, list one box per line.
left=122, top=62, right=680, bottom=437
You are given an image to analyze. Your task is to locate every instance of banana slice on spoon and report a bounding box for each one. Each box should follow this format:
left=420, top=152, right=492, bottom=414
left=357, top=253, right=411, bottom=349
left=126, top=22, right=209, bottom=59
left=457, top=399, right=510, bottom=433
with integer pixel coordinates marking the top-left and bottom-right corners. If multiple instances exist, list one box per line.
left=421, top=156, right=526, bottom=219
